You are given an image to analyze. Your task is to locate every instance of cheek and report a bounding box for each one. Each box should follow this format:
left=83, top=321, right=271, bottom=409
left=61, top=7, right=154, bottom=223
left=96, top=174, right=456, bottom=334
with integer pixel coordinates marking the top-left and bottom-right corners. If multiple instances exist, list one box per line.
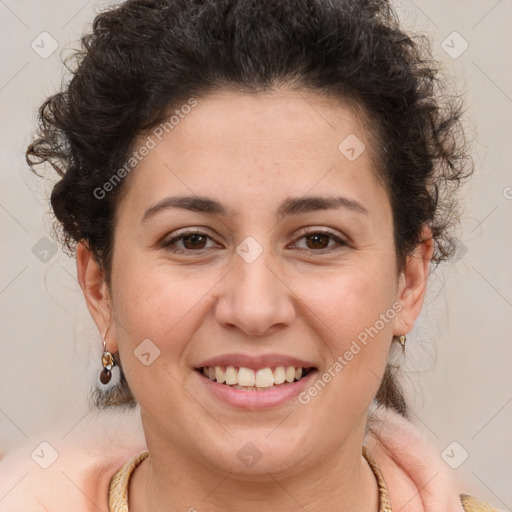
left=295, top=263, right=398, bottom=396
left=109, top=264, right=208, bottom=411
left=109, top=228, right=399, bottom=416
left=276, top=262, right=401, bottom=448
left=110, top=258, right=221, bottom=365
left=300, top=261, right=397, bottom=340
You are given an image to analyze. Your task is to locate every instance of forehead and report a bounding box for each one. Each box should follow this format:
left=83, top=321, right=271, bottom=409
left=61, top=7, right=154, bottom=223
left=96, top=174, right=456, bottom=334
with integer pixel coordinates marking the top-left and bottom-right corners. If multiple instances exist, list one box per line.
left=159, top=89, right=373, bottom=161
left=117, top=88, right=388, bottom=220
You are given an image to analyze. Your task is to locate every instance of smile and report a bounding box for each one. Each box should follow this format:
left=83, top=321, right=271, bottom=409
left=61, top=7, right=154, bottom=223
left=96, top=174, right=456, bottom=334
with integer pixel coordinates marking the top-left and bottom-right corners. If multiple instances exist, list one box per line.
left=197, top=365, right=314, bottom=390
left=195, top=363, right=318, bottom=409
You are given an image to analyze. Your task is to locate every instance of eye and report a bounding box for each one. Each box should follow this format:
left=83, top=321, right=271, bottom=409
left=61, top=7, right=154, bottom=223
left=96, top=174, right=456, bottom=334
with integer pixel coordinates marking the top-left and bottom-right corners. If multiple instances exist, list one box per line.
left=291, top=229, right=347, bottom=253
left=162, top=230, right=220, bottom=253
left=161, top=228, right=347, bottom=254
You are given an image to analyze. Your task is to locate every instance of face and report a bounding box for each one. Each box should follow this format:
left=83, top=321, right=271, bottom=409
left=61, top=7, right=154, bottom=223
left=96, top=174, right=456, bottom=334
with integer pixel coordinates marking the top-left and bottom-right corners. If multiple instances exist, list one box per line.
left=79, top=88, right=431, bottom=478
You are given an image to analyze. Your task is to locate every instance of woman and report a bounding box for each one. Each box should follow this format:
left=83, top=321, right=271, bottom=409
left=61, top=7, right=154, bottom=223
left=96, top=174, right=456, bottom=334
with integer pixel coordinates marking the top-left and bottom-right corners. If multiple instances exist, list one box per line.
left=0, top=0, right=499, bottom=510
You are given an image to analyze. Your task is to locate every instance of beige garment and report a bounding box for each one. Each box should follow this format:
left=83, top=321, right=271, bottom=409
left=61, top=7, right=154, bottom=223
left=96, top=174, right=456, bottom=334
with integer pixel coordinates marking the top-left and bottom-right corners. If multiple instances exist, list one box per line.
left=108, top=445, right=393, bottom=512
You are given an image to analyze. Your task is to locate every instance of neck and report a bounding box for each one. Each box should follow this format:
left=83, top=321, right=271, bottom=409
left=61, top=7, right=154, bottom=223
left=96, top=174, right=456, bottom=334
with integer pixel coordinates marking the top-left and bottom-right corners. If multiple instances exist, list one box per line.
left=129, top=431, right=379, bottom=512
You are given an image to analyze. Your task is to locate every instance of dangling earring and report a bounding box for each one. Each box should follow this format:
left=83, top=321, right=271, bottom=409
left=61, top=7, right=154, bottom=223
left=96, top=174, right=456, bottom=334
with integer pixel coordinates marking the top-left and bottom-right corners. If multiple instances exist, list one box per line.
left=398, top=335, right=407, bottom=347
left=100, top=337, right=116, bottom=385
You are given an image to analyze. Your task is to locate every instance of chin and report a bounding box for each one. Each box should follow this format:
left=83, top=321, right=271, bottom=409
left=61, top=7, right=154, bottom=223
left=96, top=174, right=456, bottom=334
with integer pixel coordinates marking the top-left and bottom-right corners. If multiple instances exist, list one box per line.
left=198, top=430, right=313, bottom=478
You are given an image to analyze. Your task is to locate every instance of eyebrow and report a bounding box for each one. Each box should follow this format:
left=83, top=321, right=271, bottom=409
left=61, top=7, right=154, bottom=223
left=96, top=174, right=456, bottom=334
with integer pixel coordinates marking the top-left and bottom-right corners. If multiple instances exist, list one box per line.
left=142, top=194, right=368, bottom=222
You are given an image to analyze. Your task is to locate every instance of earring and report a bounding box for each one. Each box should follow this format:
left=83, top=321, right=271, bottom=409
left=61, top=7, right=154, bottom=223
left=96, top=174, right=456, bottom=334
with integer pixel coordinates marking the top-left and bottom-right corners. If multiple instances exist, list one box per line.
left=398, top=335, right=407, bottom=347
left=100, top=337, right=116, bottom=385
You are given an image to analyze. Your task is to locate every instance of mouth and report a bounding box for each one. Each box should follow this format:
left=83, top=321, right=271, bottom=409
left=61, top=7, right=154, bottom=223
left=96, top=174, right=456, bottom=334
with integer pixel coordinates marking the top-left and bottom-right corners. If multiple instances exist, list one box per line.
left=195, top=365, right=316, bottom=391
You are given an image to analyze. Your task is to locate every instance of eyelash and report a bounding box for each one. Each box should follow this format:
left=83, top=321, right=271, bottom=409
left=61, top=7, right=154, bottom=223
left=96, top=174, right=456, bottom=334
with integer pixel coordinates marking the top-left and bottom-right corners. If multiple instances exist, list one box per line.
left=162, top=228, right=347, bottom=255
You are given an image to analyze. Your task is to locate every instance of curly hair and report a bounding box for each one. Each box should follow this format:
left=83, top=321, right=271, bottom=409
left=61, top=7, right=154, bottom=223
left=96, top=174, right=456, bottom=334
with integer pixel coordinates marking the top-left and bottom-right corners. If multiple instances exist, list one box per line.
left=26, top=0, right=472, bottom=412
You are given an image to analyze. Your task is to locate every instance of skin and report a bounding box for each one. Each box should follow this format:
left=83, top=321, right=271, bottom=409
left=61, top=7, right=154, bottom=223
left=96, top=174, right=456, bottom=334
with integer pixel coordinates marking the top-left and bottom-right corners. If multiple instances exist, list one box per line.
left=77, top=88, right=433, bottom=511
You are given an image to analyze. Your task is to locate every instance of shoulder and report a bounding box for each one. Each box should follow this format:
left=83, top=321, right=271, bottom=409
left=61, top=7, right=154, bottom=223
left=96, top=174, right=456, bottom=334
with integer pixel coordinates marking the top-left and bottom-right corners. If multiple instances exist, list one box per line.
left=460, top=493, right=503, bottom=512
left=364, top=405, right=503, bottom=512
left=0, top=412, right=146, bottom=512
left=0, top=443, right=132, bottom=512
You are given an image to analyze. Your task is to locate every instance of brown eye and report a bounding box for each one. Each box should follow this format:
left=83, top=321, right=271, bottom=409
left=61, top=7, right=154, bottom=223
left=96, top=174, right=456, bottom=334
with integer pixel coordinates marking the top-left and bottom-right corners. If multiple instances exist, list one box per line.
left=292, top=230, right=346, bottom=253
left=163, top=231, right=218, bottom=253
left=180, top=233, right=208, bottom=250
left=304, top=233, right=331, bottom=250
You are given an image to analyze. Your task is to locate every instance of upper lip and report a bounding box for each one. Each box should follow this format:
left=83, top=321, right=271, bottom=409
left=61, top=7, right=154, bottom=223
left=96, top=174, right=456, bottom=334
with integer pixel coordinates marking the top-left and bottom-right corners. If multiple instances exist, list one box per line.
left=195, top=353, right=317, bottom=371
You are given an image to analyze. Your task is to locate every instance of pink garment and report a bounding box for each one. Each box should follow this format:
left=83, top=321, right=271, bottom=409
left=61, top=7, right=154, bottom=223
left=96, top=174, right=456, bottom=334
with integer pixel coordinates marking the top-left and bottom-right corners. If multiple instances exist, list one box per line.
left=0, top=407, right=469, bottom=511
left=364, top=405, right=466, bottom=511
left=0, top=413, right=146, bottom=512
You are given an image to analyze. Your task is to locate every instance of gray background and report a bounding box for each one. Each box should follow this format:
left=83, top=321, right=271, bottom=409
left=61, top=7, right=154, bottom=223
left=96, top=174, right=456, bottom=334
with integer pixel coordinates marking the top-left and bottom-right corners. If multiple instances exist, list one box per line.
left=1, top=0, right=511, bottom=508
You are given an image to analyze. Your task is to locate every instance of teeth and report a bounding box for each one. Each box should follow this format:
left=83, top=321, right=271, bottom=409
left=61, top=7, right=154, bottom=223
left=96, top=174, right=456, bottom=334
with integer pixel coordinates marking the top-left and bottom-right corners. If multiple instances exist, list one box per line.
left=274, top=366, right=286, bottom=384
left=255, top=368, right=274, bottom=388
left=285, top=366, right=296, bottom=383
left=201, top=365, right=311, bottom=388
left=238, top=367, right=255, bottom=386
left=225, top=366, right=237, bottom=385
left=215, top=366, right=226, bottom=384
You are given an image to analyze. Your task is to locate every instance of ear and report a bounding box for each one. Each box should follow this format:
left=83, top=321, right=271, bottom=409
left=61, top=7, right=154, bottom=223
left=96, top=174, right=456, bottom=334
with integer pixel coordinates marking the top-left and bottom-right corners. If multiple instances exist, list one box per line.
left=76, top=241, right=117, bottom=352
left=393, top=226, right=434, bottom=336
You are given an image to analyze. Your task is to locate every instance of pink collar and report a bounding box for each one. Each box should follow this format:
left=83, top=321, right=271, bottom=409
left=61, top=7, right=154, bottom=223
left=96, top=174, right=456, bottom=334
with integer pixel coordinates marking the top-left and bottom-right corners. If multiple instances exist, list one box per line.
left=364, top=405, right=466, bottom=511
left=0, top=406, right=469, bottom=511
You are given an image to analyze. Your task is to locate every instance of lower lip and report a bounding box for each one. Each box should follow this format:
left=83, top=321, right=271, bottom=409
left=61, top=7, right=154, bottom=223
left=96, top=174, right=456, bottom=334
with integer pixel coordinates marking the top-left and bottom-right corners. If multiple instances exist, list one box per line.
left=195, top=369, right=318, bottom=410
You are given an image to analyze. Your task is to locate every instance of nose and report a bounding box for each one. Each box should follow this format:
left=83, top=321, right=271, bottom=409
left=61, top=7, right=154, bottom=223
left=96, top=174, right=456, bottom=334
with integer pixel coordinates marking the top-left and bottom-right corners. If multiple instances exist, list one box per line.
left=214, top=244, right=296, bottom=336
